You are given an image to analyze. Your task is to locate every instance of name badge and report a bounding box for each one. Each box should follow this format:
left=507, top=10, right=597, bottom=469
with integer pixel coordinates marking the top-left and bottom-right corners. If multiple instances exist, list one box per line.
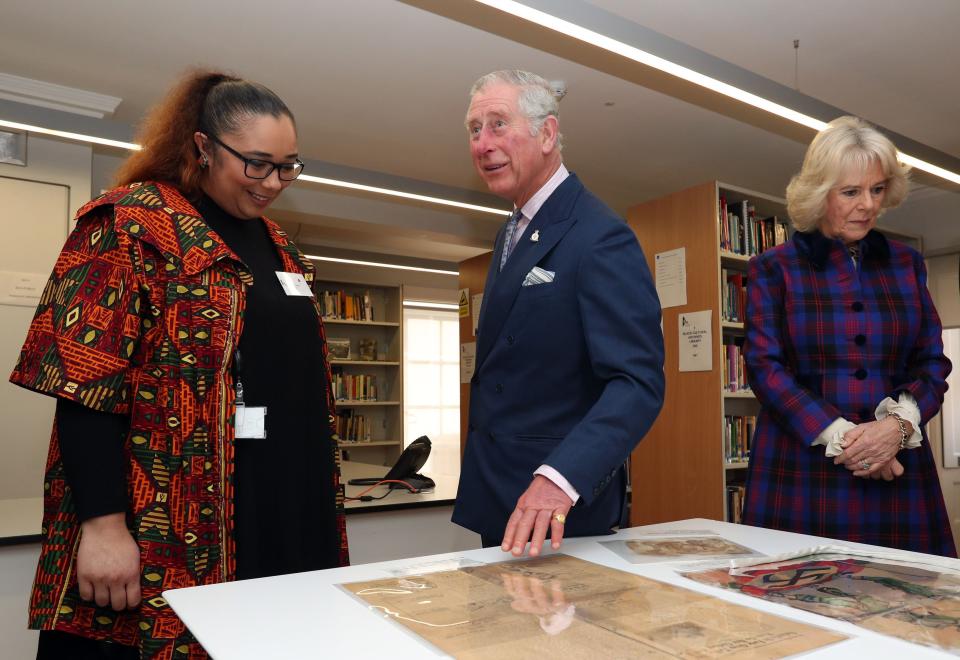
left=275, top=271, right=313, bottom=297
left=235, top=404, right=267, bottom=439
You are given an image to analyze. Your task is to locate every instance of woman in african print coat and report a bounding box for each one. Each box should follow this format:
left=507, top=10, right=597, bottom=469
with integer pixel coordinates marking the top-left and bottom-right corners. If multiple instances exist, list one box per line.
left=10, top=70, right=349, bottom=659
left=742, top=116, right=955, bottom=557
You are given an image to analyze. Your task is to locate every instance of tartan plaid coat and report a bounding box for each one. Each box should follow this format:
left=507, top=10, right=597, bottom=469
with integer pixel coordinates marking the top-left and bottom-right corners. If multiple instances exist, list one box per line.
left=742, top=228, right=956, bottom=557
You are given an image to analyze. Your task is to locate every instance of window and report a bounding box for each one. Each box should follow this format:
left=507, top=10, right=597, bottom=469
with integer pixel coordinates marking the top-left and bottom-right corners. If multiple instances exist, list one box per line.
left=942, top=328, right=960, bottom=469
left=403, top=307, right=460, bottom=477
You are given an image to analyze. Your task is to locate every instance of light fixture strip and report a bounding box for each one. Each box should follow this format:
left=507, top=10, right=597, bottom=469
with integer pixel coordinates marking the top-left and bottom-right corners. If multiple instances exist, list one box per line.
left=298, top=174, right=510, bottom=216
left=472, top=0, right=960, bottom=186
left=403, top=300, right=460, bottom=310
left=0, top=118, right=140, bottom=151
left=305, top=254, right=459, bottom=276
left=897, top=153, right=960, bottom=186
left=0, top=120, right=510, bottom=216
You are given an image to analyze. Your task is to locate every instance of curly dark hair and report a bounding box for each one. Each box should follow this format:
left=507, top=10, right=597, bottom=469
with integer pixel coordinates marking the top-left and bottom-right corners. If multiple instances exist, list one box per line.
left=113, top=69, right=295, bottom=199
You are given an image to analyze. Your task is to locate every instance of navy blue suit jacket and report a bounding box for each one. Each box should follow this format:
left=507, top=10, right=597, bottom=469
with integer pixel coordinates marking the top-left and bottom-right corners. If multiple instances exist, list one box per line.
left=452, top=174, right=665, bottom=539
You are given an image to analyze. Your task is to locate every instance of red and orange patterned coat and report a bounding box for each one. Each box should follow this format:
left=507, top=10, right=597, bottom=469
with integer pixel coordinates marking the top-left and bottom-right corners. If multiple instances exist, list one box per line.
left=10, top=182, right=348, bottom=658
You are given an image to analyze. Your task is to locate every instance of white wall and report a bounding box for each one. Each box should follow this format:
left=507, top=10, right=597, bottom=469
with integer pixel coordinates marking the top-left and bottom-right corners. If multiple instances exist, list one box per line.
left=1, top=137, right=91, bottom=505
left=0, top=543, right=41, bottom=657
left=926, top=253, right=960, bottom=548
left=882, top=188, right=960, bottom=255
left=0, top=134, right=92, bottom=658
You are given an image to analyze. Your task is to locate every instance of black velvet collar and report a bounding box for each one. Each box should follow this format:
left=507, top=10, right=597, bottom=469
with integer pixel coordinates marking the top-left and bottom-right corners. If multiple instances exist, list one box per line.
left=793, top=228, right=890, bottom=270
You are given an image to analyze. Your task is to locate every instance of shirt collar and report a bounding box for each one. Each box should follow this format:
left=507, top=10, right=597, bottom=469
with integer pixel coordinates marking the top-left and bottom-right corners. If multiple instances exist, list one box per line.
left=518, top=163, right=569, bottom=220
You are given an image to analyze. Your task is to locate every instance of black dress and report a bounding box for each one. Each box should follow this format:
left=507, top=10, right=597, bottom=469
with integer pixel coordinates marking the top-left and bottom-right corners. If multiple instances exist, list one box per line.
left=196, top=196, right=342, bottom=578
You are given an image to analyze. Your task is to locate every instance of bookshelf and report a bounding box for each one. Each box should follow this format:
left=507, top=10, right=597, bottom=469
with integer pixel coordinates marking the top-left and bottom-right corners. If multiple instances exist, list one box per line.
left=317, top=280, right=404, bottom=466
left=625, top=181, right=785, bottom=526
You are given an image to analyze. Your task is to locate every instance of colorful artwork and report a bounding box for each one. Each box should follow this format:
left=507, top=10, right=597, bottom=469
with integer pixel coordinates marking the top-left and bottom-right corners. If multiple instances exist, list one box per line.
left=684, top=553, right=960, bottom=655
left=342, top=554, right=845, bottom=659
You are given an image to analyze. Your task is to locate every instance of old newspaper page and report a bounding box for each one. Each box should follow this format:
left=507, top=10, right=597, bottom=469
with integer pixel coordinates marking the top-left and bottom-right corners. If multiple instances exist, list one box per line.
left=342, top=554, right=844, bottom=658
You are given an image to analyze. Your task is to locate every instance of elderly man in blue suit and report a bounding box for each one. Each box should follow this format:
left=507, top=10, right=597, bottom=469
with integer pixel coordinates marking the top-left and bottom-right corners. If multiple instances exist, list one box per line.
left=452, top=70, right=665, bottom=556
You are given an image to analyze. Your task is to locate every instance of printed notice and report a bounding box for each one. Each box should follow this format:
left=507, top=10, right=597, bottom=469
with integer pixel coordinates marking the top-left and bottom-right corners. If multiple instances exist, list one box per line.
left=0, top=271, right=47, bottom=307
left=654, top=247, right=687, bottom=309
left=471, top=293, right=483, bottom=336
left=460, top=342, right=476, bottom=384
left=679, top=310, right=712, bottom=372
left=458, top=288, right=470, bottom=318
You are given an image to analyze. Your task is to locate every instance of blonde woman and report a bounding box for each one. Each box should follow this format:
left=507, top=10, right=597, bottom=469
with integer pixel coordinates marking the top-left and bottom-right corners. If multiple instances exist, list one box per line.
left=742, top=116, right=955, bottom=556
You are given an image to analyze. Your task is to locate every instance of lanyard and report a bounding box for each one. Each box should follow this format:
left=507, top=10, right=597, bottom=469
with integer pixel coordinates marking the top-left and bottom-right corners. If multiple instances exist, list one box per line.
left=232, top=349, right=245, bottom=405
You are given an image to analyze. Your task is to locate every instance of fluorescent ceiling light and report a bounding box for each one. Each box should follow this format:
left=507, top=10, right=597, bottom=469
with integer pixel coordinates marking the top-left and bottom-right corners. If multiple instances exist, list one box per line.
left=472, top=0, right=960, bottom=186
left=0, top=118, right=511, bottom=215
left=0, top=118, right=140, bottom=151
left=306, top=254, right=459, bottom=276
left=299, top=174, right=510, bottom=216
left=403, top=300, right=459, bottom=310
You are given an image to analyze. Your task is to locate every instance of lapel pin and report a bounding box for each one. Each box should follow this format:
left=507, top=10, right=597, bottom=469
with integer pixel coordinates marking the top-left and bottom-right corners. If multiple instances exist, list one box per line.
left=530, top=230, right=540, bottom=242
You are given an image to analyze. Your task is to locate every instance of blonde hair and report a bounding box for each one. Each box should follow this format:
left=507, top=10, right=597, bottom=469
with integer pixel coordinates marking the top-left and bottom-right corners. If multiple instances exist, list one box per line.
left=785, top=116, right=910, bottom=232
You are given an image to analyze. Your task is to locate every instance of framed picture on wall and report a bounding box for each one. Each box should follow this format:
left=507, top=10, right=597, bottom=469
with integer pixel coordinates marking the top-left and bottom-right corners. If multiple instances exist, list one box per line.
left=0, top=130, right=27, bottom=166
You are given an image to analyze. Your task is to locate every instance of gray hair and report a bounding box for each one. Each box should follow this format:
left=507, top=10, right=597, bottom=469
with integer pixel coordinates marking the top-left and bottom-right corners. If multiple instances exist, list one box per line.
left=786, top=116, right=909, bottom=232
left=469, top=69, right=563, bottom=150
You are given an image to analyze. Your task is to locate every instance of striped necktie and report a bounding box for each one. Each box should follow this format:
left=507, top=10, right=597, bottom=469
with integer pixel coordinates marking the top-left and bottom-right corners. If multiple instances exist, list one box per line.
left=499, top=208, right=523, bottom=271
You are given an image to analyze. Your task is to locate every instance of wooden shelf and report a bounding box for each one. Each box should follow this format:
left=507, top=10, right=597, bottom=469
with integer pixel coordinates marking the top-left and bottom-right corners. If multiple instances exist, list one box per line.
left=335, top=400, right=400, bottom=406
left=323, top=318, right=400, bottom=327
left=330, top=360, right=400, bottom=366
left=627, top=180, right=786, bottom=527
left=719, top=250, right=751, bottom=266
left=338, top=440, right=402, bottom=448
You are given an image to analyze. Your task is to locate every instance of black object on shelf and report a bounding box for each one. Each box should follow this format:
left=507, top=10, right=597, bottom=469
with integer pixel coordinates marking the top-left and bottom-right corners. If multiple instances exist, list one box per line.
left=347, top=435, right=434, bottom=490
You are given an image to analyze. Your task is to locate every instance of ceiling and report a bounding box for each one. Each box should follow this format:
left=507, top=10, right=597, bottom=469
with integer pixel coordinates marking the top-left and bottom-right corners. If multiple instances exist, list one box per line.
left=2, top=0, right=958, bottom=261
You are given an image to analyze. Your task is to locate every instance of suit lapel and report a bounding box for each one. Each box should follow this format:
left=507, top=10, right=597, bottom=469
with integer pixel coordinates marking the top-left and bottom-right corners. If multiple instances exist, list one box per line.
left=475, top=175, right=583, bottom=369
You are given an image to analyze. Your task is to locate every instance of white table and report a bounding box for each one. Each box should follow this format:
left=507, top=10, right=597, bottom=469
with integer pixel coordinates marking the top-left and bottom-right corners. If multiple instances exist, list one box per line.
left=164, top=519, right=959, bottom=659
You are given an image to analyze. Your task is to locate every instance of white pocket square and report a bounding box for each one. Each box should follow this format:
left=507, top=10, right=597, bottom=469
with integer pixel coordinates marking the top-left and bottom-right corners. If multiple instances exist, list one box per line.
left=522, top=267, right=555, bottom=287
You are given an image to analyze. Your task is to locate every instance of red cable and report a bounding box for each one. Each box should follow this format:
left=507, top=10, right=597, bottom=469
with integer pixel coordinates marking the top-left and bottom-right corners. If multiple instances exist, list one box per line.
left=344, top=479, right=419, bottom=501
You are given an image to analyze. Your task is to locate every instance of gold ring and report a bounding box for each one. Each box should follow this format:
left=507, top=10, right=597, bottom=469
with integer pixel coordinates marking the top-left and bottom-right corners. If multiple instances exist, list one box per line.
left=553, top=513, right=566, bottom=524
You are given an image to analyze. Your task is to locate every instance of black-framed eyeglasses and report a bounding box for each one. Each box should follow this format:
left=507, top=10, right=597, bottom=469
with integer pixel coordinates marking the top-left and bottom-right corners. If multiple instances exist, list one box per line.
left=206, top=134, right=305, bottom=181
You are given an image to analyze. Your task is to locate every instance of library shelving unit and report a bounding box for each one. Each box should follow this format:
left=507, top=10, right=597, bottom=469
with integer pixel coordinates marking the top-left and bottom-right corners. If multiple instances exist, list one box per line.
left=625, top=181, right=787, bottom=525
left=317, top=280, right=404, bottom=466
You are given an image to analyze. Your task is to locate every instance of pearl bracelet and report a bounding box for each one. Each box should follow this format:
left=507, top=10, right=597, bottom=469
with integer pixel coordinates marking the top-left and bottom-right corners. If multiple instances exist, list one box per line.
left=889, top=412, right=909, bottom=450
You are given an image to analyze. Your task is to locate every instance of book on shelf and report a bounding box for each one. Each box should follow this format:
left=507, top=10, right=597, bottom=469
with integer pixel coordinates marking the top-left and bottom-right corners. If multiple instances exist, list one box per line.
left=331, top=367, right=379, bottom=401
left=358, top=338, right=377, bottom=361
left=327, top=337, right=351, bottom=360
left=722, top=339, right=751, bottom=393
left=335, top=409, right=372, bottom=442
left=726, top=483, right=746, bottom=523
left=718, top=195, right=788, bottom=258
left=721, top=269, right=747, bottom=323
left=724, top=414, right=756, bottom=462
left=320, top=289, right=376, bottom=321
